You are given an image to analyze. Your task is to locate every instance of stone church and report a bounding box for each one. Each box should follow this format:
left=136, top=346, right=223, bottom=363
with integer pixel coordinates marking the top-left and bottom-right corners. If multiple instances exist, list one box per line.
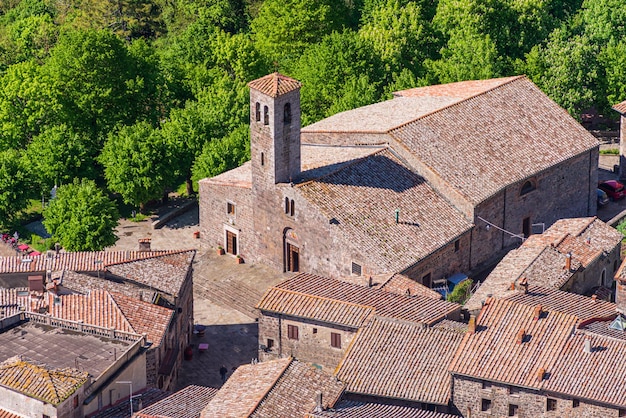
left=199, top=73, right=599, bottom=286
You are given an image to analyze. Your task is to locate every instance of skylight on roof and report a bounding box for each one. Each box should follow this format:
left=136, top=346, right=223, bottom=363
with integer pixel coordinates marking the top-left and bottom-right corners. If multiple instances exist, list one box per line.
left=609, top=315, right=626, bottom=331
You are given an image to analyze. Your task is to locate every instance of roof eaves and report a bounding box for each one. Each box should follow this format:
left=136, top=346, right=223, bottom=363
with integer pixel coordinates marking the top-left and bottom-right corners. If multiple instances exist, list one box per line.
left=244, top=357, right=293, bottom=416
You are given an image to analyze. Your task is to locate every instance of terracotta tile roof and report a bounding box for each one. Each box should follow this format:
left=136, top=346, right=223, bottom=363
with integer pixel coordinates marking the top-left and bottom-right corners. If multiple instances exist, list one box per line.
left=266, top=273, right=460, bottom=325
left=297, top=149, right=473, bottom=273
left=91, top=388, right=172, bottom=418
left=256, top=288, right=375, bottom=329
left=201, top=358, right=292, bottom=418
left=545, top=332, right=626, bottom=407
left=135, top=385, right=218, bottom=418
left=378, top=273, right=443, bottom=300
left=111, top=292, right=173, bottom=346
left=306, top=400, right=459, bottom=418
left=106, top=251, right=195, bottom=297
left=504, top=285, right=616, bottom=321
left=465, top=218, right=619, bottom=312
left=0, top=287, right=46, bottom=316
left=0, top=408, right=21, bottom=418
left=199, top=162, right=252, bottom=188
left=201, top=358, right=342, bottom=418
left=613, top=100, right=626, bottom=115
left=0, top=250, right=191, bottom=274
left=251, top=360, right=345, bottom=417
left=580, top=316, right=626, bottom=340
left=395, top=77, right=522, bottom=98
left=248, top=73, right=301, bottom=98
left=300, top=145, right=386, bottom=182
left=389, top=77, right=599, bottom=204
left=450, top=298, right=578, bottom=388
left=46, top=290, right=134, bottom=332
left=0, top=356, right=88, bottom=405
left=335, top=317, right=462, bottom=405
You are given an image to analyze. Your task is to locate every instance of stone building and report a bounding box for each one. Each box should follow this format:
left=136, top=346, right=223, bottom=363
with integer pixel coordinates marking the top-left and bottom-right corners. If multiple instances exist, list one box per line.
left=199, top=73, right=599, bottom=287
left=0, top=246, right=196, bottom=393
left=450, top=297, right=626, bottom=417
left=255, top=273, right=461, bottom=371
left=466, top=217, right=623, bottom=313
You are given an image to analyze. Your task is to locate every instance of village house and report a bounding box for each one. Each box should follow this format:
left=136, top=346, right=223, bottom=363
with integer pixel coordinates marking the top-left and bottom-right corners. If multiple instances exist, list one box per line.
left=0, top=312, right=147, bottom=418
left=200, top=357, right=345, bottom=418
left=0, top=245, right=196, bottom=394
left=465, top=217, right=623, bottom=314
left=255, top=273, right=461, bottom=371
left=199, top=72, right=599, bottom=288
left=450, top=296, right=626, bottom=417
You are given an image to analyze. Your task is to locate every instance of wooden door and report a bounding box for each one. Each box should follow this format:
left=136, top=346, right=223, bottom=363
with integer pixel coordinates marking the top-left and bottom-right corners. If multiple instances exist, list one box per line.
left=226, top=231, right=237, bottom=255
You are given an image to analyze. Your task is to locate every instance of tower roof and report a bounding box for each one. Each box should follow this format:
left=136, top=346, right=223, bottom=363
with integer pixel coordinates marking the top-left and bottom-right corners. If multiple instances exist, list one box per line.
left=248, top=72, right=301, bottom=98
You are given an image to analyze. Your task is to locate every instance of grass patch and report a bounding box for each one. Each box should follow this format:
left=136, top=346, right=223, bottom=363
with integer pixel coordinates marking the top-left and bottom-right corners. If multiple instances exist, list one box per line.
left=600, top=148, right=620, bottom=155
left=129, top=213, right=150, bottom=222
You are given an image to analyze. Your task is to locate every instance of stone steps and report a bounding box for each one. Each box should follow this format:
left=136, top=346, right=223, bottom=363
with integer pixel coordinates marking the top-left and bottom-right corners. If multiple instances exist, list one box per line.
left=194, top=279, right=262, bottom=319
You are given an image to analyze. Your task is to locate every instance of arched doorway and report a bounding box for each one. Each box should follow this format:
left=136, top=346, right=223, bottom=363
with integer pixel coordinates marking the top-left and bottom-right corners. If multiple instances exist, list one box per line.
left=283, top=228, right=300, bottom=272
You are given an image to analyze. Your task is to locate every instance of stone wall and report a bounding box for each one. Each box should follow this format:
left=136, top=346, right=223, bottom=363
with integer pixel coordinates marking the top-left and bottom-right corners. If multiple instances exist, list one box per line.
left=452, top=376, right=620, bottom=418
left=258, top=312, right=357, bottom=372
left=563, top=245, right=621, bottom=296
left=472, top=150, right=598, bottom=270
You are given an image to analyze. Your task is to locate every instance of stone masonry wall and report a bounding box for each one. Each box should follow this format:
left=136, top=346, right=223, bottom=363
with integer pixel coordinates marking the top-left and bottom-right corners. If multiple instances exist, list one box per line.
left=258, top=312, right=356, bottom=372
left=452, top=376, right=620, bottom=418
left=472, top=150, right=598, bottom=270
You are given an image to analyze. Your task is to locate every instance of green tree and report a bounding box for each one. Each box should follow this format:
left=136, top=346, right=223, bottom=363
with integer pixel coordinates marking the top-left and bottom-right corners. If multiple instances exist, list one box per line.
left=161, top=72, right=248, bottom=194
left=42, top=179, right=119, bottom=251
left=191, top=123, right=250, bottom=183
left=290, top=30, right=384, bottom=125
left=251, top=0, right=350, bottom=64
left=24, top=124, right=96, bottom=192
left=99, top=121, right=172, bottom=212
left=0, top=149, right=31, bottom=227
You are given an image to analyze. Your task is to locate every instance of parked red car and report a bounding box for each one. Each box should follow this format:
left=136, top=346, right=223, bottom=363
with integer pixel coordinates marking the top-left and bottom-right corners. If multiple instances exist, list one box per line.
left=598, top=180, right=626, bottom=200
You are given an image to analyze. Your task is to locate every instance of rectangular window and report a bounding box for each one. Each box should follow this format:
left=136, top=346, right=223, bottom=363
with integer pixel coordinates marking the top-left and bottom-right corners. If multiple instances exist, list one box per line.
left=287, top=324, right=299, bottom=340
left=73, top=396, right=79, bottom=409
left=619, top=409, right=626, bottom=418
left=312, top=328, right=318, bottom=334
left=351, top=262, right=362, bottom=276
left=481, top=398, right=492, bottom=412
left=266, top=339, right=274, bottom=350
left=331, top=332, right=341, bottom=349
left=509, top=386, right=520, bottom=395
left=523, top=217, right=531, bottom=238
left=482, top=381, right=492, bottom=390
left=508, top=404, right=518, bottom=416
left=227, top=202, right=235, bottom=215
left=572, top=399, right=580, bottom=408
left=546, top=398, right=557, bottom=411
left=454, top=239, right=460, bottom=252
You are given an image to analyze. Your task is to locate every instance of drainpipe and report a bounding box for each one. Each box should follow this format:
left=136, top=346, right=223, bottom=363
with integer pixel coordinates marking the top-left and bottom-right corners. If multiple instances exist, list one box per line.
left=278, top=314, right=282, bottom=357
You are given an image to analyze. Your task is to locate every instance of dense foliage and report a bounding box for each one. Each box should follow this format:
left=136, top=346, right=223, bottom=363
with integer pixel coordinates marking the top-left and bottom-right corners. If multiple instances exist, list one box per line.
left=0, top=0, right=623, bottom=237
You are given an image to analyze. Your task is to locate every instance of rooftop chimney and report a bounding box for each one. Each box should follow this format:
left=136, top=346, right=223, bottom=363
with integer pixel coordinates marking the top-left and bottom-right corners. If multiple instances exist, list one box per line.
left=583, top=338, right=592, bottom=354
left=313, top=392, right=323, bottom=412
left=519, top=277, right=528, bottom=294
left=591, top=294, right=597, bottom=302
left=533, top=305, right=543, bottom=321
left=509, top=282, right=515, bottom=291
left=565, top=252, right=572, bottom=271
left=468, top=315, right=477, bottom=334
left=138, top=238, right=151, bottom=252
left=516, top=329, right=526, bottom=344
left=537, top=368, right=545, bottom=381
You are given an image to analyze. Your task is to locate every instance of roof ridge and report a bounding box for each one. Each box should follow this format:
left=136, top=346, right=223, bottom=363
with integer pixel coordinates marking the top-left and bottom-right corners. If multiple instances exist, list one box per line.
left=245, top=357, right=293, bottom=416
left=105, top=291, right=137, bottom=334
left=388, top=75, right=527, bottom=134
left=295, top=147, right=389, bottom=189
left=104, top=249, right=195, bottom=268
left=258, top=287, right=376, bottom=312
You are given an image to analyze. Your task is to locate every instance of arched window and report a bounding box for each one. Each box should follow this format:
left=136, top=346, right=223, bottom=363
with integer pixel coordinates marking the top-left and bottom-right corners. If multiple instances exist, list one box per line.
left=284, top=103, right=292, bottom=124
left=520, top=180, right=536, bottom=196
left=285, top=197, right=290, bottom=214
left=264, top=106, right=269, bottom=125
left=290, top=199, right=295, bottom=216
left=255, top=102, right=261, bottom=122
left=601, top=269, right=607, bottom=287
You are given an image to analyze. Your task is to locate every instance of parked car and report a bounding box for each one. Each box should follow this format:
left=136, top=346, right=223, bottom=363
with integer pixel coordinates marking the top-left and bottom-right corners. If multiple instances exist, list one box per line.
left=597, top=188, right=609, bottom=207
left=598, top=180, right=626, bottom=200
